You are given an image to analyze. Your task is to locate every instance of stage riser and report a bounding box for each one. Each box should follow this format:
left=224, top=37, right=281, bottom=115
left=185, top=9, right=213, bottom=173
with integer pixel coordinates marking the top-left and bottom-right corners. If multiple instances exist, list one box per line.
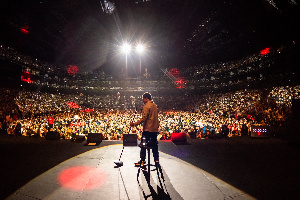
left=123, top=134, right=137, bottom=146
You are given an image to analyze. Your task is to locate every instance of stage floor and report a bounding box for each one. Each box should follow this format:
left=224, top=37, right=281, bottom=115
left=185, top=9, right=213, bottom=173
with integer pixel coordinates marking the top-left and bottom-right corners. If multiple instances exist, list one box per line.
left=8, top=144, right=254, bottom=200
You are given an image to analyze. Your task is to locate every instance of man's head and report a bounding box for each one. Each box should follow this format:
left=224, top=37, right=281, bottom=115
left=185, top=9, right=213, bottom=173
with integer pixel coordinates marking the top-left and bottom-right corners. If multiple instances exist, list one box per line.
left=142, top=92, right=152, bottom=104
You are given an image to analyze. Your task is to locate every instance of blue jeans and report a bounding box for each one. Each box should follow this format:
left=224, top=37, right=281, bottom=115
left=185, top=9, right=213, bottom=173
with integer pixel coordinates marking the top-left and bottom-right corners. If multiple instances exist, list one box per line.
left=140, top=131, right=159, bottom=161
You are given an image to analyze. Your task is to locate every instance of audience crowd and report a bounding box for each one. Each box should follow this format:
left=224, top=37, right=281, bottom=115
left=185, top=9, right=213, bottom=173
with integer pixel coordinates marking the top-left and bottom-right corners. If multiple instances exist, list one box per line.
left=1, top=85, right=299, bottom=140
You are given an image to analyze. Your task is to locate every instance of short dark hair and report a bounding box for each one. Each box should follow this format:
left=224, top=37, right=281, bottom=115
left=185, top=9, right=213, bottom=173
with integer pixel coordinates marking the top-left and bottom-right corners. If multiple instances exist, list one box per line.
left=142, top=92, right=152, bottom=100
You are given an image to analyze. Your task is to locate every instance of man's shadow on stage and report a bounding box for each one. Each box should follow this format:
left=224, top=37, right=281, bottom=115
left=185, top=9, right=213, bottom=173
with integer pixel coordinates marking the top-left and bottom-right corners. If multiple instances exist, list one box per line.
left=137, top=163, right=183, bottom=200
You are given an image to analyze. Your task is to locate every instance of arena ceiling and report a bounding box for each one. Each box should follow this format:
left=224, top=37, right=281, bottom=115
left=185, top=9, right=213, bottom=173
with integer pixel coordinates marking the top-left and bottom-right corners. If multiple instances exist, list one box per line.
left=0, top=0, right=299, bottom=73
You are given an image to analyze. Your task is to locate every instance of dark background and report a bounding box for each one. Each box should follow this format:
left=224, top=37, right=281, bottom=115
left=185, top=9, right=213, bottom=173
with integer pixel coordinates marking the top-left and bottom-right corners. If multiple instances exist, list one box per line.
left=1, top=0, right=299, bottom=74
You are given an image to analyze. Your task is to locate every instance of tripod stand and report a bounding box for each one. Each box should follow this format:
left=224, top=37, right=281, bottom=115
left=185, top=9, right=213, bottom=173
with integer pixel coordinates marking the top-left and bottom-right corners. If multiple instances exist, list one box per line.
left=138, top=139, right=158, bottom=182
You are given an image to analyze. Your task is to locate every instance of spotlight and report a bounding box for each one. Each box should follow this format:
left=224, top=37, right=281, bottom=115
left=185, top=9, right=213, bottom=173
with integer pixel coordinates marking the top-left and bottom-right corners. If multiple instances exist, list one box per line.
left=121, top=43, right=131, bottom=54
left=136, top=44, right=145, bottom=54
left=100, top=0, right=115, bottom=14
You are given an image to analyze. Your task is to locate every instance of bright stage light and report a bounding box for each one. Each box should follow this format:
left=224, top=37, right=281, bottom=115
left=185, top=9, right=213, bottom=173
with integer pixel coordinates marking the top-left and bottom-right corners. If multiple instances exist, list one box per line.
left=136, top=44, right=145, bottom=54
left=121, top=43, right=131, bottom=54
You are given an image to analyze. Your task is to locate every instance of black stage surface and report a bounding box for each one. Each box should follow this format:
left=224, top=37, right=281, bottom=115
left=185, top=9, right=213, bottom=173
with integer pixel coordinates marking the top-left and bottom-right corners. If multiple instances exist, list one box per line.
left=1, top=135, right=300, bottom=199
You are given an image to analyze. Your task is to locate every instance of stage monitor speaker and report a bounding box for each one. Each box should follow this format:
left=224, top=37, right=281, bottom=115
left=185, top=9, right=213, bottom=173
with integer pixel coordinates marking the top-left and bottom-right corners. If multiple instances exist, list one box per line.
left=45, top=131, right=60, bottom=140
left=87, top=133, right=102, bottom=145
left=71, top=134, right=85, bottom=143
left=251, top=126, right=269, bottom=138
left=123, top=134, right=137, bottom=146
left=171, top=132, right=187, bottom=142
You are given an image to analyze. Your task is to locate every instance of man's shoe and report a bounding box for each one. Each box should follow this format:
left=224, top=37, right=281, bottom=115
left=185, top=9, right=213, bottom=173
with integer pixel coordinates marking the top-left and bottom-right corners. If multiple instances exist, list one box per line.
left=134, top=160, right=146, bottom=167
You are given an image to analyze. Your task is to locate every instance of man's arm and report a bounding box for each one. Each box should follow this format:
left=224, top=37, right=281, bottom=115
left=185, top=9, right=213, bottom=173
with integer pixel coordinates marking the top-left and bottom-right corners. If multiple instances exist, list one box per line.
left=131, top=106, right=149, bottom=126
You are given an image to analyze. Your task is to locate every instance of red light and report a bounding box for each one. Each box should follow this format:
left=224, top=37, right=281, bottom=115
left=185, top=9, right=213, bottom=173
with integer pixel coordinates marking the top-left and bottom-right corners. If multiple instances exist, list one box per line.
left=80, top=108, right=94, bottom=112
left=169, top=68, right=180, bottom=78
left=67, top=102, right=79, bottom=108
left=58, top=166, right=106, bottom=190
left=258, top=132, right=261, bottom=136
left=20, top=26, right=29, bottom=34
left=175, top=78, right=187, bottom=89
left=169, top=68, right=187, bottom=89
left=21, top=71, right=33, bottom=83
left=260, top=47, right=270, bottom=55
left=67, top=65, right=79, bottom=74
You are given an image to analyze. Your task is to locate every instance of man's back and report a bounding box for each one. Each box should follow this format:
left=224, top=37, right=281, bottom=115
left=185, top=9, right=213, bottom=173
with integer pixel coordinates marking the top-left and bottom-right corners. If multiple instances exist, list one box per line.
left=143, top=100, right=159, bottom=132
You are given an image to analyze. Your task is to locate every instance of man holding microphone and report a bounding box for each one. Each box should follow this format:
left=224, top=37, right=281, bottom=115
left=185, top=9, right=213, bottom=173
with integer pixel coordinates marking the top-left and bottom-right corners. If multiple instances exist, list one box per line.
left=130, top=92, right=159, bottom=166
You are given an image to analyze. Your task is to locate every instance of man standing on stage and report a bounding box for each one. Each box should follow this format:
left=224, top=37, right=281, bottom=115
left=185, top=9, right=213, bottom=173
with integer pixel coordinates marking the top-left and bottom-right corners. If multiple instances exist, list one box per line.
left=130, top=92, right=159, bottom=165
